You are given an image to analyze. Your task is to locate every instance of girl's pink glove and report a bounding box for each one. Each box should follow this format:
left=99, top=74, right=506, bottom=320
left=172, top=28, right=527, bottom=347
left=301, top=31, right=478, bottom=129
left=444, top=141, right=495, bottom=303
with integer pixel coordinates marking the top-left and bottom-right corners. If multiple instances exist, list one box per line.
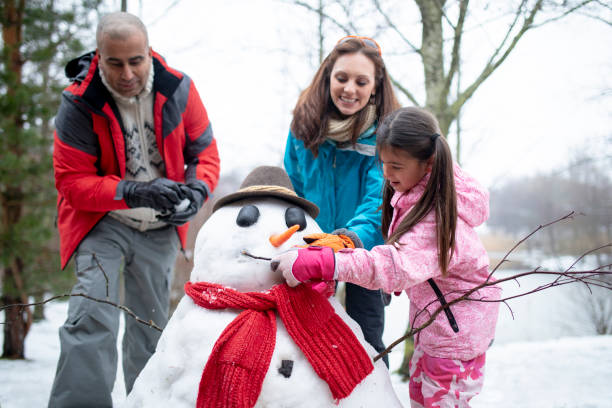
left=271, top=246, right=336, bottom=288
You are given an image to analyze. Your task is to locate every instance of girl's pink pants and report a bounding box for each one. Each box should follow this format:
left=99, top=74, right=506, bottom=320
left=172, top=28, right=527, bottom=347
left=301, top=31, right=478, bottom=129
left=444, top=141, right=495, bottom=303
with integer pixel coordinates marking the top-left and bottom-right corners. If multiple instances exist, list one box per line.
left=409, top=347, right=487, bottom=407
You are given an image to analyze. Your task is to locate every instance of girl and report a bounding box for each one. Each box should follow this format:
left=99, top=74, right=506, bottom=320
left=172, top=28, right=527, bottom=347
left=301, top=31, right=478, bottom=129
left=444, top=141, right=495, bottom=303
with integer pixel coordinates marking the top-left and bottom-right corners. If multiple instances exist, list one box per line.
left=275, top=107, right=501, bottom=407
left=283, top=35, right=401, bottom=364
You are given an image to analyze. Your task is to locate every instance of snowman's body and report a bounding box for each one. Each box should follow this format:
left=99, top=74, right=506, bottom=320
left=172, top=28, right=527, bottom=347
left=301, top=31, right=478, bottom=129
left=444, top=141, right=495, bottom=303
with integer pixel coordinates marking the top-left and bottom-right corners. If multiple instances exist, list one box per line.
left=124, top=198, right=402, bottom=407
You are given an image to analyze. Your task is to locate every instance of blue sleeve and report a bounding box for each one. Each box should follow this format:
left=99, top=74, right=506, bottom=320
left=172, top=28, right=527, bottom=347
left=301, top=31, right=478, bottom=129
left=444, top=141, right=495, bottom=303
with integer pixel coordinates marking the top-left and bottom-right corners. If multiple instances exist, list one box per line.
left=283, top=131, right=304, bottom=197
left=345, top=159, right=385, bottom=249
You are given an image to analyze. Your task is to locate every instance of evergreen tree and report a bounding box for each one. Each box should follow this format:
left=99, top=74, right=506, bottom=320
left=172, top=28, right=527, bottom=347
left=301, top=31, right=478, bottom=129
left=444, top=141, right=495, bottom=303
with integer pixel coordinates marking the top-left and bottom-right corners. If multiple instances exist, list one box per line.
left=1, top=0, right=100, bottom=359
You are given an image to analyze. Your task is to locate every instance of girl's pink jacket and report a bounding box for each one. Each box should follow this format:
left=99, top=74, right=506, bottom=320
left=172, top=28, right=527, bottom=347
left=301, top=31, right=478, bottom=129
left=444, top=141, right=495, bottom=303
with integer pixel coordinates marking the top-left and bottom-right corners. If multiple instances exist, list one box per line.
left=335, top=164, right=501, bottom=361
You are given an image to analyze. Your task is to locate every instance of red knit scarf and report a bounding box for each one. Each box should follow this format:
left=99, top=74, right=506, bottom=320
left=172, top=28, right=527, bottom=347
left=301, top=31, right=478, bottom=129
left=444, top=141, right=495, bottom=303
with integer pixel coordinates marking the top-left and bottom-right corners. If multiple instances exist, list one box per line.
left=184, top=281, right=374, bottom=408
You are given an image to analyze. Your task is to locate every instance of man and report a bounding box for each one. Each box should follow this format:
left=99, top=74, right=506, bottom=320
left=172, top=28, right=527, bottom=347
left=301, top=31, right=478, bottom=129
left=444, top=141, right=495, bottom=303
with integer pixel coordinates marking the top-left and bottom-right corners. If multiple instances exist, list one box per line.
left=49, top=11, right=219, bottom=407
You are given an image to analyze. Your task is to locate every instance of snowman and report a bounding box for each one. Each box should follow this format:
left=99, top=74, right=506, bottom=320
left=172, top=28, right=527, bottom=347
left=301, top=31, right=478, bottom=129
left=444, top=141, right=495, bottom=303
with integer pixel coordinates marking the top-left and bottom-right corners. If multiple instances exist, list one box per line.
left=124, top=166, right=402, bottom=408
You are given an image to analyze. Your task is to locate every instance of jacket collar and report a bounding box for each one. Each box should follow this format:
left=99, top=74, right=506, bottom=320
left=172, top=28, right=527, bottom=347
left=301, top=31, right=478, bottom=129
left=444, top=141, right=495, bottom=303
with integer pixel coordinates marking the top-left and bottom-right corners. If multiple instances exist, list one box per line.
left=64, top=50, right=180, bottom=110
left=390, top=171, right=430, bottom=210
left=99, top=61, right=154, bottom=105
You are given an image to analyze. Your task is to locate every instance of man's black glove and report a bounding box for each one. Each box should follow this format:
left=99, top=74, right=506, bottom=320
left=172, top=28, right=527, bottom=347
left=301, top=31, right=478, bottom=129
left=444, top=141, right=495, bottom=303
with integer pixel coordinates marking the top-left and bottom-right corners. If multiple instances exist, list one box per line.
left=157, top=182, right=207, bottom=226
left=118, top=178, right=183, bottom=212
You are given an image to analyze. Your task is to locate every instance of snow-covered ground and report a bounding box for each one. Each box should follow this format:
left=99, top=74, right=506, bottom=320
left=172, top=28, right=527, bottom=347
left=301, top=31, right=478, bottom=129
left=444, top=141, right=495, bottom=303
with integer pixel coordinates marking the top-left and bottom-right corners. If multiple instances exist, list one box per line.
left=2, top=267, right=611, bottom=407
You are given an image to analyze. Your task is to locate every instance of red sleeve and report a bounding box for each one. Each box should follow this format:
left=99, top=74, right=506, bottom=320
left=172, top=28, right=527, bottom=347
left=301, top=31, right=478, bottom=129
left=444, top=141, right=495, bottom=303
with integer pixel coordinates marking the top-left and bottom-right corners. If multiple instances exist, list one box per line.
left=183, top=81, right=220, bottom=195
left=53, top=136, right=127, bottom=211
left=52, top=97, right=128, bottom=212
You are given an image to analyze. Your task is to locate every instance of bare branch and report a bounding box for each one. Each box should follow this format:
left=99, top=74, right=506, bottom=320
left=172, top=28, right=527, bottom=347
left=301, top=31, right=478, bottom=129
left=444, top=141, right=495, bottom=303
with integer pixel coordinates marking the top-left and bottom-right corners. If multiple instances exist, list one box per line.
left=147, top=0, right=183, bottom=27
left=288, top=0, right=352, bottom=34
left=443, top=0, right=469, bottom=102
left=489, top=211, right=575, bottom=277
left=375, top=258, right=611, bottom=362
left=372, top=0, right=420, bottom=53
left=334, top=0, right=360, bottom=34
left=241, top=250, right=272, bottom=261
left=450, top=0, right=542, bottom=117
left=434, top=0, right=455, bottom=28
left=389, top=74, right=421, bottom=106
left=1, top=253, right=160, bottom=331
left=587, top=0, right=612, bottom=25
left=0, top=293, right=164, bottom=332
left=374, top=210, right=611, bottom=362
left=531, top=0, right=596, bottom=28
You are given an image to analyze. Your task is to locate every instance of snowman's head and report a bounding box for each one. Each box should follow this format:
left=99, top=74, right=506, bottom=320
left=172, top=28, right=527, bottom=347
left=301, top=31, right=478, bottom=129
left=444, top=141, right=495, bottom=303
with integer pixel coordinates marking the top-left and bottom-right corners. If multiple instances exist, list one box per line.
left=190, top=197, right=322, bottom=291
left=190, top=166, right=321, bottom=292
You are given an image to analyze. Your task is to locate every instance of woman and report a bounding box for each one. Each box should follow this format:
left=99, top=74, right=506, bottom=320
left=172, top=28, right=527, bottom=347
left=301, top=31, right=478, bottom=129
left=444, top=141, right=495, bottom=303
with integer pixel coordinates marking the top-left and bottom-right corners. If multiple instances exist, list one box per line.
left=284, top=35, right=401, bottom=364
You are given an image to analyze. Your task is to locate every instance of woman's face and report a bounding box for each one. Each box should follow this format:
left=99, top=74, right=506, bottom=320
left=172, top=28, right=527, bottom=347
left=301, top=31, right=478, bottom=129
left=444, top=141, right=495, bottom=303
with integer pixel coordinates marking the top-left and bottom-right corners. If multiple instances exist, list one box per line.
left=329, top=53, right=376, bottom=116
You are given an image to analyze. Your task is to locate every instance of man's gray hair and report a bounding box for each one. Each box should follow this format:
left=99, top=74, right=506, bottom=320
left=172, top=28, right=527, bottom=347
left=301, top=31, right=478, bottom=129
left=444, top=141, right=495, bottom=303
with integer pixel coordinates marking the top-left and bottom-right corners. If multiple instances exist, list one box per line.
left=96, top=11, right=149, bottom=49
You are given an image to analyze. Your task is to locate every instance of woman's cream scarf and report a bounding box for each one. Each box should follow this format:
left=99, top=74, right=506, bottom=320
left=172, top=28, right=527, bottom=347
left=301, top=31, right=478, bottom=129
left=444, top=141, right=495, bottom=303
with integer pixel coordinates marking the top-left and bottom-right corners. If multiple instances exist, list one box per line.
left=325, top=104, right=377, bottom=143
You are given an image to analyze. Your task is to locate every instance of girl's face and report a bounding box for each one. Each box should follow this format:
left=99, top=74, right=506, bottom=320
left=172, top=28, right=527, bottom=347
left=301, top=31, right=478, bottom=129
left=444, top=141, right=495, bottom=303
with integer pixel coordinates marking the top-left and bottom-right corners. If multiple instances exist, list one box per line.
left=329, top=53, right=376, bottom=116
left=380, top=146, right=431, bottom=193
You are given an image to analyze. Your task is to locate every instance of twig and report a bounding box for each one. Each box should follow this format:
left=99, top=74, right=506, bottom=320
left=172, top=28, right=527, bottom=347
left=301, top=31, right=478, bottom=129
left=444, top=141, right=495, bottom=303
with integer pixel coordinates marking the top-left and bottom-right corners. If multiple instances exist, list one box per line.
left=241, top=250, right=272, bottom=261
left=374, top=210, right=610, bottom=362
left=374, top=265, right=612, bottom=362
left=488, top=212, right=575, bottom=278
left=1, top=293, right=163, bottom=332
left=1, top=251, right=273, bottom=331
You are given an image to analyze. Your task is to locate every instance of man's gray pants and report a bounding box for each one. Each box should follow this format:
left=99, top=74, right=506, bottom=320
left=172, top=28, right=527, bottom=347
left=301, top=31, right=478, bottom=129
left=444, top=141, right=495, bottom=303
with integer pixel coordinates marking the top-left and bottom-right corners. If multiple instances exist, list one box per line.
left=48, top=216, right=180, bottom=408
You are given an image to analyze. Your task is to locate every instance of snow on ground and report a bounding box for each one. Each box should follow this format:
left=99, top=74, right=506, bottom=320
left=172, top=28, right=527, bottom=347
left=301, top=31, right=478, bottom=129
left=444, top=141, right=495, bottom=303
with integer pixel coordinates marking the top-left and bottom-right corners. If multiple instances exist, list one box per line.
left=2, top=283, right=611, bottom=407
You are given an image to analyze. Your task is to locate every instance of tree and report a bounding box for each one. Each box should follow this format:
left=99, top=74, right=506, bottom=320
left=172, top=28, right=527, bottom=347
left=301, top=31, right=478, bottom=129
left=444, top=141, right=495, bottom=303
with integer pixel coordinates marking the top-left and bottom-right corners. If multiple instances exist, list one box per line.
left=286, top=0, right=611, bottom=163
left=0, top=0, right=100, bottom=359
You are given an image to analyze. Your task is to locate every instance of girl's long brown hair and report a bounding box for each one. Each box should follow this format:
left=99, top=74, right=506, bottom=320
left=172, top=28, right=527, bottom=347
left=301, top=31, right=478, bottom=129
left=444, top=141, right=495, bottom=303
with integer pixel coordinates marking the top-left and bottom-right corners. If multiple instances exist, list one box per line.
left=290, top=38, right=400, bottom=156
left=377, top=107, right=457, bottom=276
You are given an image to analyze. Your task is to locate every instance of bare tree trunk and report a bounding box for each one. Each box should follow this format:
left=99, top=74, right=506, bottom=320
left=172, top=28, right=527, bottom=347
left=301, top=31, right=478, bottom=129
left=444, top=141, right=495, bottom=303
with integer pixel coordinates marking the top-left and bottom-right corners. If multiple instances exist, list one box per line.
left=2, top=258, right=32, bottom=359
left=2, top=300, right=28, bottom=358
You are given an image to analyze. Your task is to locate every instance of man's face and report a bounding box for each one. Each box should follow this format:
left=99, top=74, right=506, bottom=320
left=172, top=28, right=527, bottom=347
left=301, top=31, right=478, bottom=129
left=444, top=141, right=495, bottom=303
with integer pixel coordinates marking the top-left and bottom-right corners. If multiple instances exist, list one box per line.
left=98, top=29, right=152, bottom=98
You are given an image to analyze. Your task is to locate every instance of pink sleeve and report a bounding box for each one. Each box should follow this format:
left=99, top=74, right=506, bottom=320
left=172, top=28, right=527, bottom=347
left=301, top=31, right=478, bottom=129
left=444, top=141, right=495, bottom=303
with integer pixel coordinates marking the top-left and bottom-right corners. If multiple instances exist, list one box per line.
left=335, top=216, right=441, bottom=293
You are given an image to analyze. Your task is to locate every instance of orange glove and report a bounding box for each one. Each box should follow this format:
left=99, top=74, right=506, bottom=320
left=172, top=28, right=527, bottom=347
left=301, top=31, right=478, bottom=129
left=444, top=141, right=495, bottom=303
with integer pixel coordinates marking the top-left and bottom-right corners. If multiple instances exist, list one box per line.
left=301, top=233, right=355, bottom=253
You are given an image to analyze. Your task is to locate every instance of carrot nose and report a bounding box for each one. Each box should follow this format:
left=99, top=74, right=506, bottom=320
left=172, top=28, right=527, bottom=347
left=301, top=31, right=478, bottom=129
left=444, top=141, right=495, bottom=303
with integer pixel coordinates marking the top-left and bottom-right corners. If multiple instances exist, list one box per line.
left=269, top=224, right=300, bottom=247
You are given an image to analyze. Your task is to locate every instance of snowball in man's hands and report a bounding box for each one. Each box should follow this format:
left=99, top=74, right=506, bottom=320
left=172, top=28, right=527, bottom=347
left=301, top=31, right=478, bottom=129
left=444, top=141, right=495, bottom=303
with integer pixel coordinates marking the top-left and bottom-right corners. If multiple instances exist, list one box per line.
left=175, top=198, right=190, bottom=212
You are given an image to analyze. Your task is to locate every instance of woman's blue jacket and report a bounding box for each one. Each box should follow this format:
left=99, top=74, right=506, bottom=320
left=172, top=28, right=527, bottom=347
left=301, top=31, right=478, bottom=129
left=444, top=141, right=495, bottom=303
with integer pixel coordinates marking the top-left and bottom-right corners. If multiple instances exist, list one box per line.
left=283, top=125, right=384, bottom=250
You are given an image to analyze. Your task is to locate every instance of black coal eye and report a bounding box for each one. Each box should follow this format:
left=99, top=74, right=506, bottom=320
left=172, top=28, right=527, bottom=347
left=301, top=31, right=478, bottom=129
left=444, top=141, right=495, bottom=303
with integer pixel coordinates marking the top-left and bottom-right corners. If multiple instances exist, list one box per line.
left=236, top=205, right=260, bottom=227
left=285, top=207, right=306, bottom=231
